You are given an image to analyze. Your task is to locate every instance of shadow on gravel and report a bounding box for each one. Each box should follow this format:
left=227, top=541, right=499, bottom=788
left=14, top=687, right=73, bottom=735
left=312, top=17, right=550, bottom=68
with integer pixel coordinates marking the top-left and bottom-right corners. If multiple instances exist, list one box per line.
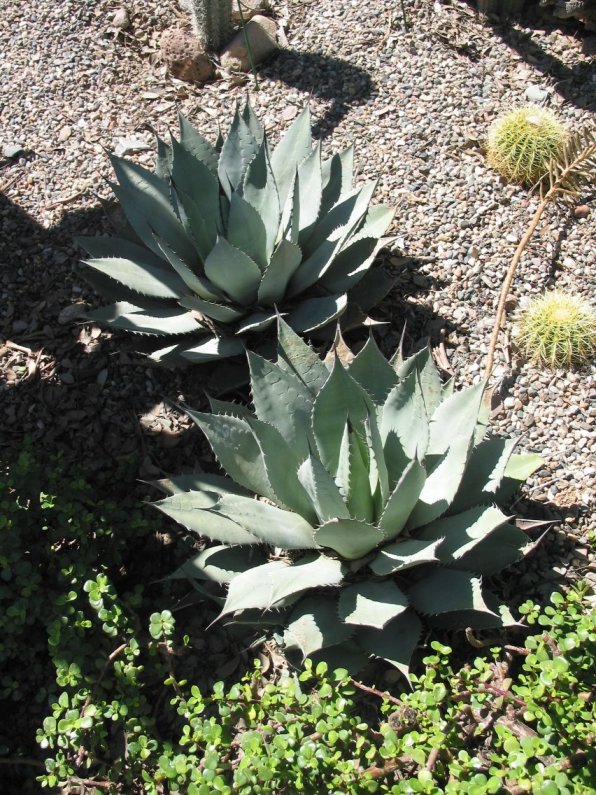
left=464, top=5, right=596, bottom=112
left=259, top=49, right=374, bottom=137
left=0, top=188, right=209, bottom=489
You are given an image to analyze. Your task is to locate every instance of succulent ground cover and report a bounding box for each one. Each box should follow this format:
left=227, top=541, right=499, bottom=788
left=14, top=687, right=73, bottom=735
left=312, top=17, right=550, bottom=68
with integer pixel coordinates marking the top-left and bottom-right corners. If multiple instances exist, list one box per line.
left=0, top=0, right=594, bottom=792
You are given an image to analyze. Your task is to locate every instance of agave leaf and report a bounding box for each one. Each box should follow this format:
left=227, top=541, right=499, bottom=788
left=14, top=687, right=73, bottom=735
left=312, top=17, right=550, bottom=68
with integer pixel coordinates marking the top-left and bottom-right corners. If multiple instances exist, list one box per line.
left=153, top=234, right=224, bottom=301
left=217, top=106, right=261, bottom=198
left=151, top=472, right=249, bottom=497
left=363, top=412, right=390, bottom=511
left=370, top=537, right=443, bottom=576
left=281, top=170, right=300, bottom=245
left=379, top=460, right=427, bottom=540
left=303, top=182, right=376, bottom=257
left=284, top=595, right=353, bottom=659
left=408, top=568, right=497, bottom=622
left=110, top=159, right=198, bottom=265
left=208, top=396, right=253, bottom=419
left=248, top=350, right=315, bottom=460
left=219, top=553, right=344, bottom=617
left=210, top=494, right=317, bottom=549
left=319, top=145, right=354, bottom=217
left=417, top=508, right=527, bottom=576
left=169, top=544, right=268, bottom=584
left=257, top=239, right=303, bottom=305
left=226, top=192, right=268, bottom=270
left=496, top=453, right=543, bottom=503
left=171, top=136, right=221, bottom=239
left=426, top=382, right=485, bottom=457
left=339, top=581, right=409, bottom=629
left=309, top=640, right=370, bottom=675
left=347, top=266, right=396, bottom=313
left=82, top=256, right=186, bottom=300
left=396, top=347, right=443, bottom=417
left=286, top=293, right=347, bottom=334
left=348, top=336, right=398, bottom=404
left=154, top=491, right=260, bottom=544
left=242, top=140, right=281, bottom=261
left=408, top=435, right=471, bottom=529
left=151, top=335, right=244, bottom=364
left=349, top=204, right=396, bottom=244
left=285, top=238, right=342, bottom=298
left=315, top=518, right=385, bottom=560
left=245, top=415, right=317, bottom=523
left=380, top=370, right=429, bottom=459
left=234, top=311, right=278, bottom=335
left=155, top=135, right=173, bottom=180
left=179, top=294, right=245, bottom=324
left=383, top=430, right=410, bottom=490
left=450, top=437, right=519, bottom=514
left=475, top=392, right=491, bottom=445
left=296, top=142, right=323, bottom=238
left=178, top=111, right=219, bottom=174
left=357, top=609, right=422, bottom=681
left=86, top=302, right=201, bottom=336
left=297, top=455, right=351, bottom=523
left=173, top=184, right=221, bottom=262
left=276, top=316, right=329, bottom=394
left=312, top=357, right=373, bottom=475
left=241, top=101, right=265, bottom=145
left=289, top=184, right=376, bottom=295
left=427, top=586, right=522, bottom=630
left=79, top=235, right=165, bottom=264
left=188, top=411, right=274, bottom=499
left=319, top=236, right=386, bottom=295
left=204, top=237, right=262, bottom=306
left=270, top=106, right=313, bottom=212
left=346, top=426, right=374, bottom=523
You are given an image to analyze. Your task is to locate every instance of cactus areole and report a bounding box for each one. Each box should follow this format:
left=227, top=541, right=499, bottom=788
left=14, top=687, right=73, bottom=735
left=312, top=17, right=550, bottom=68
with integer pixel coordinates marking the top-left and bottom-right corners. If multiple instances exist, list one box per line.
left=154, top=319, right=543, bottom=677
left=79, top=103, right=395, bottom=371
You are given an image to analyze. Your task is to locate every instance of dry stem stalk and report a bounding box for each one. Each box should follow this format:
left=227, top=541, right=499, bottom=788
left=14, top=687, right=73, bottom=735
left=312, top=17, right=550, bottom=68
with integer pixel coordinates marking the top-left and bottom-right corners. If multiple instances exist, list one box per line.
left=484, top=132, right=595, bottom=381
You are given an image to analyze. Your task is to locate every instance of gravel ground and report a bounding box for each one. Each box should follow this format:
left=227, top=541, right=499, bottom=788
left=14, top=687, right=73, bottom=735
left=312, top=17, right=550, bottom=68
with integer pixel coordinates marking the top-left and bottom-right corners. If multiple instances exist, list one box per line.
left=0, top=0, right=594, bottom=584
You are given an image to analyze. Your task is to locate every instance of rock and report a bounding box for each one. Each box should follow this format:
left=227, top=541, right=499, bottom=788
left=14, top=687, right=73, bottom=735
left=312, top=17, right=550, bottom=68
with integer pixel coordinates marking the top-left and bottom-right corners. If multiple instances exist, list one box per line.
left=525, top=83, right=549, bottom=102
left=573, top=204, right=590, bottom=219
left=2, top=143, right=25, bottom=159
left=111, top=7, right=130, bottom=30
left=58, top=303, right=88, bottom=325
left=220, top=15, right=279, bottom=72
left=231, top=0, right=271, bottom=24
left=58, top=125, right=72, bottom=142
left=160, top=28, right=214, bottom=83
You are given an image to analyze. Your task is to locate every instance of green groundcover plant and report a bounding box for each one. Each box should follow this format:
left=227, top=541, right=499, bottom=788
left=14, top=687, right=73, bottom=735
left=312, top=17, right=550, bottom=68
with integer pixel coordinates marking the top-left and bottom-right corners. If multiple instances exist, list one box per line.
left=1, top=450, right=594, bottom=794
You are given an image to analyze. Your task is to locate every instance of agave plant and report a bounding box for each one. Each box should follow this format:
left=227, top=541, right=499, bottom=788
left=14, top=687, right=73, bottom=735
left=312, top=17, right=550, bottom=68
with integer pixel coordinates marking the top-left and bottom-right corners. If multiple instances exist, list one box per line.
left=80, top=103, right=395, bottom=371
left=154, top=319, right=542, bottom=676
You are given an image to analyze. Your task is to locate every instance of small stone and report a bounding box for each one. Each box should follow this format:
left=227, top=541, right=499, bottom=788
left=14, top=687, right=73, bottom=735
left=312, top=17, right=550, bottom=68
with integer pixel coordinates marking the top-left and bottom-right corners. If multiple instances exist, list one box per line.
left=112, top=7, right=130, bottom=30
left=220, top=15, right=279, bottom=72
left=160, top=28, right=214, bottom=83
left=573, top=204, right=590, bottom=219
left=58, top=303, right=88, bottom=325
left=2, top=143, right=25, bottom=158
left=525, top=83, right=549, bottom=102
left=58, top=125, right=72, bottom=143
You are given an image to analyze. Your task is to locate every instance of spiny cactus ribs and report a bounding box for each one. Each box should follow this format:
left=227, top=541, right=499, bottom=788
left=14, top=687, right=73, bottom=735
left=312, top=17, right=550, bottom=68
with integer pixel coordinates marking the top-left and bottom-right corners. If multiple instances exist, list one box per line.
left=486, top=105, right=567, bottom=186
left=514, top=290, right=596, bottom=369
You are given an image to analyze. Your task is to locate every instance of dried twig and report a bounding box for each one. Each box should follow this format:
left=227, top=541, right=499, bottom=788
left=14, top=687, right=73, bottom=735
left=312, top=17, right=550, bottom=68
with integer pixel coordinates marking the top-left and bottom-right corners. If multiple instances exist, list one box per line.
left=350, top=678, right=402, bottom=707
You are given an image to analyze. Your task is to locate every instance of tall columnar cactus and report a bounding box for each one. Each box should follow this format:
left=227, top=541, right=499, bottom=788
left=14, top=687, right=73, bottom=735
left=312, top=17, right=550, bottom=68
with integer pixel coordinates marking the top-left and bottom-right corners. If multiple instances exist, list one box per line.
left=189, top=0, right=232, bottom=52
left=155, top=319, right=543, bottom=677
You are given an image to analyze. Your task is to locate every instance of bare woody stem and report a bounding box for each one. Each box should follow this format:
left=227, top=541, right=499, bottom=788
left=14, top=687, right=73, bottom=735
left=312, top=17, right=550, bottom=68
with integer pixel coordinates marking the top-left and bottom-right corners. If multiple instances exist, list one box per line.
left=484, top=193, right=550, bottom=380
left=484, top=133, right=594, bottom=382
